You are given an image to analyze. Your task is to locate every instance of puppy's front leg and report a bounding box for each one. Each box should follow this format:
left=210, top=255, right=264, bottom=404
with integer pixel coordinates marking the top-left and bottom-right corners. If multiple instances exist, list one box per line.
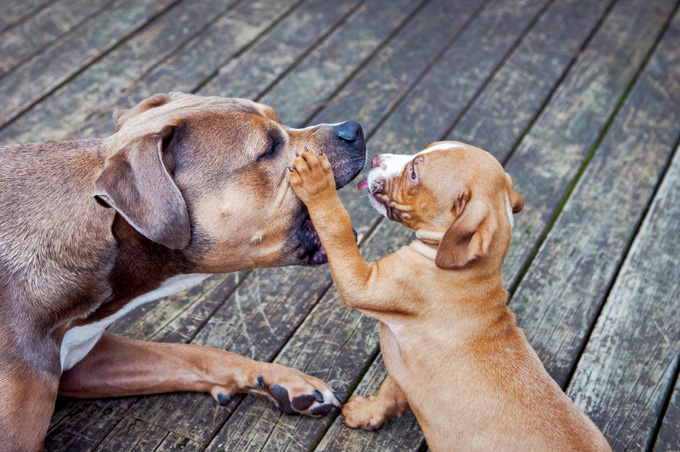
left=287, top=150, right=408, bottom=314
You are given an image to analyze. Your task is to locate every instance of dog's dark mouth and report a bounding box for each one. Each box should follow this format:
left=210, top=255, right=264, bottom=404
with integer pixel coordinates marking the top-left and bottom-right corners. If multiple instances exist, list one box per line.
left=296, top=211, right=357, bottom=266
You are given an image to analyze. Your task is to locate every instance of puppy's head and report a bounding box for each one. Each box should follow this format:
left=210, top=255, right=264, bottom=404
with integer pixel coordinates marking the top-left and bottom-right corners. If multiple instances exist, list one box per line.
left=360, top=141, right=523, bottom=269
left=95, top=92, right=366, bottom=272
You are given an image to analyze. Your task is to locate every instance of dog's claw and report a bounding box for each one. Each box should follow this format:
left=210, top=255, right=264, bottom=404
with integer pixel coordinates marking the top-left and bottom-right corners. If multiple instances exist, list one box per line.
left=254, top=376, right=265, bottom=389
left=217, top=393, right=230, bottom=405
left=310, top=404, right=334, bottom=417
left=304, top=146, right=309, bottom=152
left=295, top=150, right=299, bottom=157
left=333, top=392, right=345, bottom=404
left=313, top=389, right=324, bottom=403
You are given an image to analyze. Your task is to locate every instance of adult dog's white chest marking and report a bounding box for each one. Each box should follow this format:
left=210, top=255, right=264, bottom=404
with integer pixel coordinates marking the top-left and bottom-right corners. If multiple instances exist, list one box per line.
left=60, top=273, right=210, bottom=371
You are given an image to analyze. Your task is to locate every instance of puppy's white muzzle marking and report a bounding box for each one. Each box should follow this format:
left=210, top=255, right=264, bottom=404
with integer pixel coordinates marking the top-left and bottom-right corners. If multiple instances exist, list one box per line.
left=60, top=273, right=210, bottom=371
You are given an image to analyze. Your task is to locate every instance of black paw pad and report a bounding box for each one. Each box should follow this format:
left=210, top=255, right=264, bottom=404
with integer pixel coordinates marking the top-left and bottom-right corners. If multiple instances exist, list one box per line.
left=310, top=404, right=334, bottom=417
left=270, top=385, right=296, bottom=415
left=292, top=394, right=315, bottom=411
left=333, top=392, right=345, bottom=404
left=313, top=389, right=324, bottom=403
left=217, top=393, right=230, bottom=405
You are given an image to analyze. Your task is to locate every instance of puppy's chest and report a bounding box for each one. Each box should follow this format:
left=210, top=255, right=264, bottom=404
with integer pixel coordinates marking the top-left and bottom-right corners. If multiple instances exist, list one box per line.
left=59, top=274, right=209, bottom=371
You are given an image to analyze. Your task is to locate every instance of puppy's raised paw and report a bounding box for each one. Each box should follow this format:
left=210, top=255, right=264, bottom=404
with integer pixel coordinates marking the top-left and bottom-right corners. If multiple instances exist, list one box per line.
left=342, top=395, right=388, bottom=431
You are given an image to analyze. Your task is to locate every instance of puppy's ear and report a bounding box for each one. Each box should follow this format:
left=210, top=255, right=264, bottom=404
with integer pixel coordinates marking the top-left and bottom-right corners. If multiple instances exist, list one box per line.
left=94, top=126, right=191, bottom=250
left=113, top=93, right=171, bottom=132
left=435, top=196, right=496, bottom=269
left=505, top=173, right=523, bottom=214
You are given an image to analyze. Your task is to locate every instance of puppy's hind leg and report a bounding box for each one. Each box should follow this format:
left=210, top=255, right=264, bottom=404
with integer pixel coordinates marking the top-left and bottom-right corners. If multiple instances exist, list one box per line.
left=342, top=375, right=409, bottom=431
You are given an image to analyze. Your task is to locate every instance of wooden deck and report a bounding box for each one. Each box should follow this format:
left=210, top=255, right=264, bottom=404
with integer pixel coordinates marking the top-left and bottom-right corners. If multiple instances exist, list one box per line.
left=2, top=0, right=679, bottom=450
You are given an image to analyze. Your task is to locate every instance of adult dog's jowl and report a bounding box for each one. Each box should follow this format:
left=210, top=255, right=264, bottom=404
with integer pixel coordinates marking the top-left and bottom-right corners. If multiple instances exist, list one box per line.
left=0, top=92, right=366, bottom=452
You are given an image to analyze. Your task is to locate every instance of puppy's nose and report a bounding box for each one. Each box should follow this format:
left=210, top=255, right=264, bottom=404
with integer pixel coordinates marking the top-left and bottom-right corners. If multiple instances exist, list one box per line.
left=372, top=178, right=385, bottom=194
left=335, top=121, right=363, bottom=143
left=371, top=155, right=382, bottom=169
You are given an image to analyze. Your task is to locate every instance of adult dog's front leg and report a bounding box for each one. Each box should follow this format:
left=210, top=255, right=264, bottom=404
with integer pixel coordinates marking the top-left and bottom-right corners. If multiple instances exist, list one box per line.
left=59, top=333, right=341, bottom=416
left=0, top=362, right=58, bottom=452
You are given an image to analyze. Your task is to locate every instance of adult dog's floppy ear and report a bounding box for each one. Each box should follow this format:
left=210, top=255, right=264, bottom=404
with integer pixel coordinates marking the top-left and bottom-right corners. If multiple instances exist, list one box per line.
left=435, top=196, right=496, bottom=269
left=94, top=127, right=191, bottom=250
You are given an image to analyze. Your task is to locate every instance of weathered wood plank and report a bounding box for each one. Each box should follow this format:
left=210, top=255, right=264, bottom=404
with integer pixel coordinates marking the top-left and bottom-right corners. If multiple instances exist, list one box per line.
left=316, top=355, right=424, bottom=452
left=0, top=0, right=179, bottom=130
left=45, top=396, right=138, bottom=452
left=0, top=0, right=240, bottom=145
left=510, top=3, right=680, bottom=390
left=97, top=417, right=165, bottom=452
left=68, top=0, right=306, bottom=140
left=0, top=0, right=110, bottom=77
left=566, top=139, right=680, bottom=451
left=154, top=433, right=204, bottom=452
left=196, top=0, right=365, bottom=99
left=653, top=377, right=680, bottom=452
left=256, top=0, right=426, bottom=125
left=0, top=0, right=53, bottom=34
left=450, top=0, right=614, bottom=160
left=364, top=0, right=552, bottom=160
left=309, top=0, right=485, bottom=135
left=500, top=0, right=678, bottom=290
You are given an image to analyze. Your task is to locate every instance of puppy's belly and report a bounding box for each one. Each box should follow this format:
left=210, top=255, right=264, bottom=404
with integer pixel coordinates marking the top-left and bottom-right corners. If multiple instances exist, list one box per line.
left=60, top=274, right=209, bottom=371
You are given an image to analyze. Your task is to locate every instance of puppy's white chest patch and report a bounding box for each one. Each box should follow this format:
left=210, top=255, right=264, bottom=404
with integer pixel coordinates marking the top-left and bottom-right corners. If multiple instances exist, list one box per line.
left=60, top=273, right=209, bottom=371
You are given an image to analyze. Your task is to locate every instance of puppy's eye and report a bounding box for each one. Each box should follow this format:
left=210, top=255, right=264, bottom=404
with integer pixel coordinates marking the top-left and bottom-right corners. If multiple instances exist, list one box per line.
left=408, top=166, right=418, bottom=182
left=258, top=137, right=283, bottom=161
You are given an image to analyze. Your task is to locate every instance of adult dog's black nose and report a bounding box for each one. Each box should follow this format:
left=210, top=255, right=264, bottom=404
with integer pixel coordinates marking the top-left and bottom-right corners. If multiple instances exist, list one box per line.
left=334, top=121, right=363, bottom=144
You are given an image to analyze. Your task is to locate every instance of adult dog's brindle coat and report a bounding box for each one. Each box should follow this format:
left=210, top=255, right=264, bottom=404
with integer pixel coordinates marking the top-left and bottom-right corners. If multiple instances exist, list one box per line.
left=0, top=92, right=366, bottom=451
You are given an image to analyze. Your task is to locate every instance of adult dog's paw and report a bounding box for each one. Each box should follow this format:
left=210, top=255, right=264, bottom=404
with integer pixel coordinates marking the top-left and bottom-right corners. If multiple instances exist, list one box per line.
left=248, top=363, right=342, bottom=416
left=342, top=395, right=389, bottom=431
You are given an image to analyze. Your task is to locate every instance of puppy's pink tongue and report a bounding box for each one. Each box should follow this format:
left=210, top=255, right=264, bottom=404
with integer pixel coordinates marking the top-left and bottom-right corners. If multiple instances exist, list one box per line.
left=357, top=179, right=368, bottom=190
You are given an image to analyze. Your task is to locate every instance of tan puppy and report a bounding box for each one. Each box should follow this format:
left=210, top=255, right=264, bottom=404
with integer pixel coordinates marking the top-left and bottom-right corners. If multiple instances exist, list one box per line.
left=287, top=141, right=611, bottom=452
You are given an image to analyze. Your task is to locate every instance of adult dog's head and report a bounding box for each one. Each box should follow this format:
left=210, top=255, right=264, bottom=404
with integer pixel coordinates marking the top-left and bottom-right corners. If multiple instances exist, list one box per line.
left=95, top=92, right=366, bottom=272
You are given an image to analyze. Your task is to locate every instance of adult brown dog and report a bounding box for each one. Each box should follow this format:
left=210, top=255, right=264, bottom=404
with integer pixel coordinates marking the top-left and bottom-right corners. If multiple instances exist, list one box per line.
left=287, top=142, right=611, bottom=452
left=0, top=92, right=365, bottom=452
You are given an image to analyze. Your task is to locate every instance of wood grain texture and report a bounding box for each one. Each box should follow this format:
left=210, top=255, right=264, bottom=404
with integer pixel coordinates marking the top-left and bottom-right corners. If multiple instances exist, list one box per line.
left=365, top=0, right=550, bottom=160
left=0, top=0, right=239, bottom=145
left=0, top=0, right=111, bottom=77
left=450, top=0, right=613, bottom=160
left=258, top=0, right=426, bottom=126
left=309, top=0, right=484, bottom=135
left=501, top=0, right=677, bottom=290
left=566, top=138, right=680, bottom=451
left=196, top=0, right=364, bottom=99
left=69, top=0, right=306, bottom=140
left=653, top=378, right=680, bottom=452
left=511, top=2, right=680, bottom=390
left=0, top=0, right=54, bottom=34
left=0, top=0, right=178, bottom=130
